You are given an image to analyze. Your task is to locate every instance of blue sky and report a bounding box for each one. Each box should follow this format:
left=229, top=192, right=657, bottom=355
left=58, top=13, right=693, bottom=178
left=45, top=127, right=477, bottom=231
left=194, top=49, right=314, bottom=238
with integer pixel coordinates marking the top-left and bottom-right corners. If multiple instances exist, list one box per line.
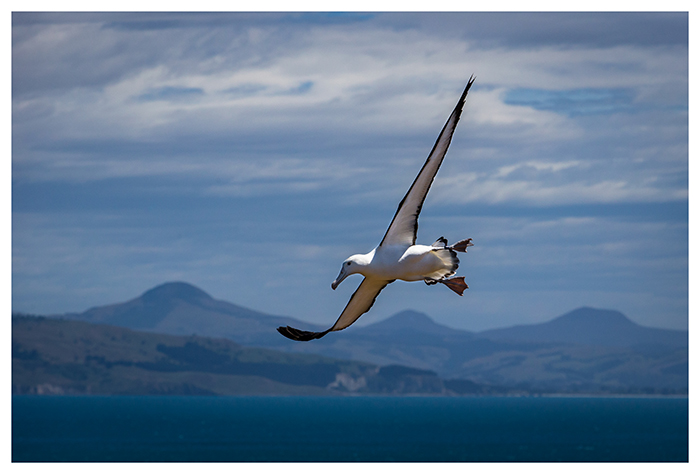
left=11, top=11, right=688, bottom=331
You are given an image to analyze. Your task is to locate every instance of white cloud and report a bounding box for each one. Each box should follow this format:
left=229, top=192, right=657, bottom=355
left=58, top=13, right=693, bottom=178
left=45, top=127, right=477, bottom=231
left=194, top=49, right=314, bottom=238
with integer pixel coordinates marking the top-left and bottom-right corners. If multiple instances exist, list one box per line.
left=432, top=173, right=685, bottom=205
left=494, top=160, right=584, bottom=178
left=13, top=16, right=687, bottom=202
left=14, top=20, right=686, bottom=179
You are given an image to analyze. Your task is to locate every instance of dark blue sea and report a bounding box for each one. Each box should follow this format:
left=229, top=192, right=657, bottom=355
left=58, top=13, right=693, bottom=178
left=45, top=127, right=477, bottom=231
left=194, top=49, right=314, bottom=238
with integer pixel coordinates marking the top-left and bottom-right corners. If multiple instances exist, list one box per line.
left=12, top=395, right=687, bottom=462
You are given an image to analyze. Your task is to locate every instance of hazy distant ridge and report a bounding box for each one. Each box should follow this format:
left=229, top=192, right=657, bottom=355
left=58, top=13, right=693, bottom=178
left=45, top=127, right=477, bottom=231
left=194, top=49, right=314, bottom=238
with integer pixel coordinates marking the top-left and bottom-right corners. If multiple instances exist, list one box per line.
left=478, top=307, right=687, bottom=348
left=45, top=282, right=687, bottom=394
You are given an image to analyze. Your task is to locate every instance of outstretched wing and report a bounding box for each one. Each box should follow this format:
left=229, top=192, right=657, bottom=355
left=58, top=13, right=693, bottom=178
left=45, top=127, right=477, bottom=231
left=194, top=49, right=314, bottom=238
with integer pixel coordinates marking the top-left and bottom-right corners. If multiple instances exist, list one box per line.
left=277, top=278, right=391, bottom=341
left=380, top=76, right=475, bottom=247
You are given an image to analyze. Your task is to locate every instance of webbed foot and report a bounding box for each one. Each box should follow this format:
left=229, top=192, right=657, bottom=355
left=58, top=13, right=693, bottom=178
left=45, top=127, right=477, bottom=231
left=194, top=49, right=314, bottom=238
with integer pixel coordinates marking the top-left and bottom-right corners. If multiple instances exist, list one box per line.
left=424, top=276, right=468, bottom=295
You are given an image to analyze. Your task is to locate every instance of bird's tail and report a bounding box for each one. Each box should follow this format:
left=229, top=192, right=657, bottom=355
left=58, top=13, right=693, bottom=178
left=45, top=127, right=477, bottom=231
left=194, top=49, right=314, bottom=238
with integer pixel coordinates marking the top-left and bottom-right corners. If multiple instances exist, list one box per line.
left=450, top=238, right=473, bottom=253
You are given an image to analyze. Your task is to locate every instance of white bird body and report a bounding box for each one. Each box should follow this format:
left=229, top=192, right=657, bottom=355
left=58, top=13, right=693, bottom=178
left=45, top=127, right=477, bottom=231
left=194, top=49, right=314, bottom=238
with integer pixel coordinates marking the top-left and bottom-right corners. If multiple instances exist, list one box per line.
left=341, top=244, right=457, bottom=283
left=278, top=77, right=476, bottom=341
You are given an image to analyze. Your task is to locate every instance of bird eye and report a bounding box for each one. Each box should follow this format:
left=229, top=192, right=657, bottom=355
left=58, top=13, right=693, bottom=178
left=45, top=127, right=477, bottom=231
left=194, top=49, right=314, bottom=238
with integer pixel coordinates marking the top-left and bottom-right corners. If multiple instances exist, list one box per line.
left=346, top=262, right=351, bottom=266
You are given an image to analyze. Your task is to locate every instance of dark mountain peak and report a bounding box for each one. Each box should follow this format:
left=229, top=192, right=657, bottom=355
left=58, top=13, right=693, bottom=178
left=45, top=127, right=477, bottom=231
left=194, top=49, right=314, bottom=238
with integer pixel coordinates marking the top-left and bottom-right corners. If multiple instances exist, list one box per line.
left=387, top=310, right=434, bottom=325
left=56, top=281, right=316, bottom=344
left=556, top=307, right=634, bottom=327
left=479, top=306, right=686, bottom=349
left=66, top=282, right=217, bottom=330
left=140, top=282, right=213, bottom=305
left=360, top=310, right=468, bottom=337
left=371, top=310, right=437, bottom=329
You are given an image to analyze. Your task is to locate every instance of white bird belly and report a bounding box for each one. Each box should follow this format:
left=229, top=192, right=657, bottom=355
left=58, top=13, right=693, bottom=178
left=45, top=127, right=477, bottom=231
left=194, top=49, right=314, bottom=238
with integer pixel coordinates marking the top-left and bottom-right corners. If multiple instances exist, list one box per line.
left=366, top=245, right=454, bottom=281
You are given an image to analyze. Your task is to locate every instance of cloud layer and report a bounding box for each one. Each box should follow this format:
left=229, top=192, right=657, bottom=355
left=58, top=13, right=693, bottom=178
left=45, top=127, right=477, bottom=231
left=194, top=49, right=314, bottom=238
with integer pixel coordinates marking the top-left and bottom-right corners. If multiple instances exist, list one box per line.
left=12, top=12, right=688, bottom=331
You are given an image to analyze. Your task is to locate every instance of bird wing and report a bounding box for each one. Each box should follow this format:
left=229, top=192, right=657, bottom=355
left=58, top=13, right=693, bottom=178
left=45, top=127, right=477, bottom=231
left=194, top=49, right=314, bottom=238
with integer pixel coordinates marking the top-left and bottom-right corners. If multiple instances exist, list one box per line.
left=277, top=277, right=390, bottom=341
left=380, top=76, right=475, bottom=247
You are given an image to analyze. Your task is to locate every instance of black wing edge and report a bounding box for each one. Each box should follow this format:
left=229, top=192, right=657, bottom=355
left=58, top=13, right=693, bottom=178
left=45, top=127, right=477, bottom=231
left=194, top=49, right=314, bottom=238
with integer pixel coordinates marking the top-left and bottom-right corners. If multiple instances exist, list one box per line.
left=277, top=325, right=331, bottom=341
left=379, top=75, right=476, bottom=247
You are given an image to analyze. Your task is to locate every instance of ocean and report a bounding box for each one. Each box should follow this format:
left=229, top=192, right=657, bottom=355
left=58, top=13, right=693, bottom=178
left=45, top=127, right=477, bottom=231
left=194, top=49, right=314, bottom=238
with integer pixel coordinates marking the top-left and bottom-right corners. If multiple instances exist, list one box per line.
left=12, top=395, right=687, bottom=462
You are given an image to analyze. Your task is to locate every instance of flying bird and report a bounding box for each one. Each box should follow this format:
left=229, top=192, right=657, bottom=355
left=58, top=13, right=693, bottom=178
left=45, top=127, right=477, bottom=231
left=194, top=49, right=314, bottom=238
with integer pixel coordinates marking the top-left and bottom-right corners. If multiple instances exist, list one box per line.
left=278, top=77, right=476, bottom=341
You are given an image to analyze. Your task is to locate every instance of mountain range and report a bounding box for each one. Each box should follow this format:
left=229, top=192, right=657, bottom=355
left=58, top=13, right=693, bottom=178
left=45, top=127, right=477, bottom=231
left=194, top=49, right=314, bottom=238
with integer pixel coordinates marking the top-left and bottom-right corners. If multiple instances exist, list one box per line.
left=27, top=281, right=687, bottom=394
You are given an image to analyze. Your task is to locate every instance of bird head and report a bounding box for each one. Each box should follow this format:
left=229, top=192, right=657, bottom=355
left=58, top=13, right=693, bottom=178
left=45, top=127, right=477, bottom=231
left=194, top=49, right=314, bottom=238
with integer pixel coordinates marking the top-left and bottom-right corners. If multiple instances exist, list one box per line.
left=331, top=254, right=367, bottom=290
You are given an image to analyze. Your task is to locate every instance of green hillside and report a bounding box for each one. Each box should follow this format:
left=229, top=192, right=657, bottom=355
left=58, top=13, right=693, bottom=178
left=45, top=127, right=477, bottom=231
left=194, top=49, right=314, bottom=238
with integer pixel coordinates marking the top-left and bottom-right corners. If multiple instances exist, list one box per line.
left=13, top=315, right=445, bottom=396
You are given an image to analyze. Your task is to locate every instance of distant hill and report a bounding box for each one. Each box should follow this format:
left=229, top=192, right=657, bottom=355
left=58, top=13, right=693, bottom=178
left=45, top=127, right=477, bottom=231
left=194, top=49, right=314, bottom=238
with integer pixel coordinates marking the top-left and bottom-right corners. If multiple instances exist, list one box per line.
left=58, top=282, right=322, bottom=347
left=12, top=316, right=452, bottom=396
left=284, top=310, right=519, bottom=376
left=360, top=310, right=463, bottom=338
left=291, top=309, right=687, bottom=393
left=478, top=307, right=687, bottom=350
left=43, top=282, right=687, bottom=394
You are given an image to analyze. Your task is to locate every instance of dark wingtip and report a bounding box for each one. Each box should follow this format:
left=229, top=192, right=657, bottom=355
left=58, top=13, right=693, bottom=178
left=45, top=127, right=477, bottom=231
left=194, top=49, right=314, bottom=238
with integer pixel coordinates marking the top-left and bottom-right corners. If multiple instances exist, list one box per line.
left=450, top=76, right=476, bottom=125
left=461, top=75, right=476, bottom=101
left=277, top=325, right=330, bottom=342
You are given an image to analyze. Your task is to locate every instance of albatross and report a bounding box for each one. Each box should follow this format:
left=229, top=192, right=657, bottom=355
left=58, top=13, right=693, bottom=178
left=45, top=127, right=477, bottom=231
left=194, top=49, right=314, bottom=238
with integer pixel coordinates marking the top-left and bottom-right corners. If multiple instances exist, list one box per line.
left=278, top=76, right=476, bottom=341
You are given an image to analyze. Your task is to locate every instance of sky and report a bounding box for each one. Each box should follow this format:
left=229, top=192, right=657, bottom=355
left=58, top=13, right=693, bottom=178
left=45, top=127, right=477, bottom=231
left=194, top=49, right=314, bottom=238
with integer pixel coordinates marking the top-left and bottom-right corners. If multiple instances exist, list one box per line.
left=11, top=11, right=689, bottom=332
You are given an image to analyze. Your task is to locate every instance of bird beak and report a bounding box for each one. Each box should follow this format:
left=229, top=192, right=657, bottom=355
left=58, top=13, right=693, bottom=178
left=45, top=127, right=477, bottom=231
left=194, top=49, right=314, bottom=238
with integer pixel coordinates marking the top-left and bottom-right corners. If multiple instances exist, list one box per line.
left=331, top=268, right=348, bottom=290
